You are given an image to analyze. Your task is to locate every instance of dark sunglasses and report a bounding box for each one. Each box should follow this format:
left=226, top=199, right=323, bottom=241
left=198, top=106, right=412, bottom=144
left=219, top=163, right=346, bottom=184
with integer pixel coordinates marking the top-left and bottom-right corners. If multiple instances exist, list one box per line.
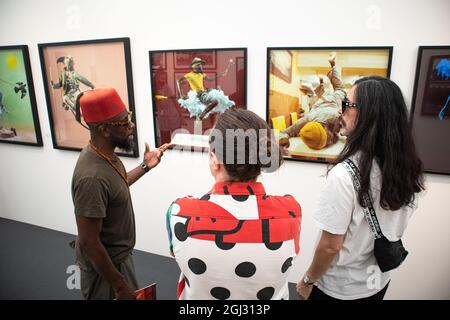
left=103, top=111, right=133, bottom=127
left=342, top=98, right=357, bottom=113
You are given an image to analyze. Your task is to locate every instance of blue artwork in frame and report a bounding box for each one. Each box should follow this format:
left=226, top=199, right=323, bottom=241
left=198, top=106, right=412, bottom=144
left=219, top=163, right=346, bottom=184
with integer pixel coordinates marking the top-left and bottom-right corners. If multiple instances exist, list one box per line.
left=410, top=46, right=450, bottom=174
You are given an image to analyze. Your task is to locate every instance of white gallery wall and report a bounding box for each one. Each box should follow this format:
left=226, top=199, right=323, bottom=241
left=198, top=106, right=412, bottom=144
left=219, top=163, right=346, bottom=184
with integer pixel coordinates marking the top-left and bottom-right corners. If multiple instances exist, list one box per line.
left=0, top=0, right=449, bottom=299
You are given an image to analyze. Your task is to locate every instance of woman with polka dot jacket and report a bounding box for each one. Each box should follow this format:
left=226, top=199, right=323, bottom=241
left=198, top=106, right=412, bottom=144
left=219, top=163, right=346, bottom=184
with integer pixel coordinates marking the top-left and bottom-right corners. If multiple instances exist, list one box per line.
left=166, top=109, right=302, bottom=300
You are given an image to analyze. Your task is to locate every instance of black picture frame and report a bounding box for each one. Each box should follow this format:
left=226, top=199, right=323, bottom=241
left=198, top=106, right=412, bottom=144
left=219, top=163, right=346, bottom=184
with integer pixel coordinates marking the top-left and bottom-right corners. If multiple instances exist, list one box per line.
left=0, top=45, right=43, bottom=147
left=266, top=46, right=393, bottom=164
left=38, top=37, right=139, bottom=157
left=149, top=47, right=247, bottom=152
left=410, top=45, right=450, bottom=175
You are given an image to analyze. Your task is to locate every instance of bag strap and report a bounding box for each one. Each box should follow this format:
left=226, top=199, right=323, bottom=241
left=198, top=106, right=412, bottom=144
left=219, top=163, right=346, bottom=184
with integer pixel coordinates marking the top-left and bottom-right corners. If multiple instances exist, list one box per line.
left=342, top=158, right=384, bottom=239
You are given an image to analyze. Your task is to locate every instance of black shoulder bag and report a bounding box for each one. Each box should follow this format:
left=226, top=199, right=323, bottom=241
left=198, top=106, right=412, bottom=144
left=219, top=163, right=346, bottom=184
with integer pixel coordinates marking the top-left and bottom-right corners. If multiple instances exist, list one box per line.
left=342, top=159, right=408, bottom=272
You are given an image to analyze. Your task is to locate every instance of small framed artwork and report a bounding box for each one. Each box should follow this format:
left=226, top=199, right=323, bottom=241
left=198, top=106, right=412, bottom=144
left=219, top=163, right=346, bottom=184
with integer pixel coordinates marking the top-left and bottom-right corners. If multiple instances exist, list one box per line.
left=149, top=48, right=247, bottom=151
left=0, top=45, right=43, bottom=146
left=174, top=51, right=216, bottom=70
left=270, top=50, right=293, bottom=83
left=410, top=46, right=450, bottom=174
left=267, top=46, right=393, bottom=163
left=38, top=37, right=139, bottom=157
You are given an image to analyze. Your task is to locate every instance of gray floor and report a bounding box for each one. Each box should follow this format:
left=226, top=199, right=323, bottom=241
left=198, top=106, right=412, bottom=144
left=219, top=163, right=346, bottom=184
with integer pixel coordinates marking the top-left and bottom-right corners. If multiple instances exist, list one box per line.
left=0, top=217, right=298, bottom=300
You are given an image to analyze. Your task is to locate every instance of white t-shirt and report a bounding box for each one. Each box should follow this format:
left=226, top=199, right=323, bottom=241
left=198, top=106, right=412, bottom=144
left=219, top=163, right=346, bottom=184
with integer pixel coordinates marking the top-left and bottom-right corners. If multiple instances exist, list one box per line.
left=313, top=157, right=416, bottom=299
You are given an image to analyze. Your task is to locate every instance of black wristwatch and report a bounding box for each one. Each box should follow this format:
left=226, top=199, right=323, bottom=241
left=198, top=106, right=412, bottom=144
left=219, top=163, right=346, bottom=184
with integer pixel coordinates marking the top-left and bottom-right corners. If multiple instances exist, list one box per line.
left=140, top=162, right=150, bottom=173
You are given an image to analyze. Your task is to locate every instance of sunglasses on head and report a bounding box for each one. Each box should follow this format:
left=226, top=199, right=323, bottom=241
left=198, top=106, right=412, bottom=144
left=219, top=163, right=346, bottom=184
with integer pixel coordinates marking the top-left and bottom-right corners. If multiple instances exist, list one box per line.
left=342, top=98, right=357, bottom=113
left=103, top=111, right=133, bottom=127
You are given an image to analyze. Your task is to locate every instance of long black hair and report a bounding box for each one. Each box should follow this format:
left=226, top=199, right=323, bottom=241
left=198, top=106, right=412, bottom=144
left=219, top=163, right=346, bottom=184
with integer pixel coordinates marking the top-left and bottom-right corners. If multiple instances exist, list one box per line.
left=334, top=76, right=424, bottom=210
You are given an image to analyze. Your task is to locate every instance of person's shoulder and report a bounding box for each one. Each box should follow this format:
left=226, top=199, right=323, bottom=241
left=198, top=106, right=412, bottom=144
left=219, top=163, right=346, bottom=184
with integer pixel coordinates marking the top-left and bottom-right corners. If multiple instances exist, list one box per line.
left=168, top=195, right=204, bottom=213
left=173, top=194, right=204, bottom=202
left=73, top=147, right=90, bottom=170
left=73, top=148, right=108, bottom=180
left=259, top=194, right=301, bottom=218
left=75, top=148, right=96, bottom=166
left=265, top=193, right=299, bottom=205
left=76, top=146, right=95, bottom=160
left=326, top=162, right=353, bottom=188
left=328, top=162, right=349, bottom=177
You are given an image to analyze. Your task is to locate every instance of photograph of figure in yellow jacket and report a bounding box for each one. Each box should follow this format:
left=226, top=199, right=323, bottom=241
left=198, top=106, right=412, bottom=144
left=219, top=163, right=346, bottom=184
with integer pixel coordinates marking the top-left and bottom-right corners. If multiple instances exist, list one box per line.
left=177, top=57, right=235, bottom=120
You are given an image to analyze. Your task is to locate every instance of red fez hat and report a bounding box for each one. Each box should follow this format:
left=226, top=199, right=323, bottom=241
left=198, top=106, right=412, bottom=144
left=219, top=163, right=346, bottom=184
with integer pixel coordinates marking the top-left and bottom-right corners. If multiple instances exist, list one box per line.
left=79, top=88, right=127, bottom=123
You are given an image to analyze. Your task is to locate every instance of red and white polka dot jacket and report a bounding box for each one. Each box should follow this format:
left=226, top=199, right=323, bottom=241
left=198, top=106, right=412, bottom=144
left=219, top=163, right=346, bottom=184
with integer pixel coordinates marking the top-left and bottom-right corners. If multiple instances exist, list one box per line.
left=166, top=182, right=302, bottom=300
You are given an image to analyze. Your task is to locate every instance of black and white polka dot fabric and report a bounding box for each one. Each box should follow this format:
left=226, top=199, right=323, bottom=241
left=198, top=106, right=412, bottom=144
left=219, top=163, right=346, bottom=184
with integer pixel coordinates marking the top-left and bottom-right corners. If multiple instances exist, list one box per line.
left=166, top=182, right=302, bottom=300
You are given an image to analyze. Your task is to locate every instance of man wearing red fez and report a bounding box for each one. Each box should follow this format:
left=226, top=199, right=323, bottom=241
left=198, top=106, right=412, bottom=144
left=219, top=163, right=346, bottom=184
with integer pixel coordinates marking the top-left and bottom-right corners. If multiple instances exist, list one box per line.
left=71, top=88, right=171, bottom=299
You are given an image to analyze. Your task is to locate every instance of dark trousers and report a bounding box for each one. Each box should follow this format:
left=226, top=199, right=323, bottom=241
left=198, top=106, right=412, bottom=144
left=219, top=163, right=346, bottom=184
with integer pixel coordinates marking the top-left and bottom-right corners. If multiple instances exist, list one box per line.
left=79, top=254, right=138, bottom=300
left=309, top=282, right=390, bottom=300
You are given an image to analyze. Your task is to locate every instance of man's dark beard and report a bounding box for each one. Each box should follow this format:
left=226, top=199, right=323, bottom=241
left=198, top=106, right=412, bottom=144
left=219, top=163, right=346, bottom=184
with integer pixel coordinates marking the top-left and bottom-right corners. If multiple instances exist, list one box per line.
left=112, top=133, right=134, bottom=152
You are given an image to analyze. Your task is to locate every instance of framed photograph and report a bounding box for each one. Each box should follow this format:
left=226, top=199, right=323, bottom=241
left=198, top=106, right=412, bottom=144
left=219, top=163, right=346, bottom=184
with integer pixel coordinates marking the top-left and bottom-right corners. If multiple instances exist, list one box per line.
left=38, top=37, right=139, bottom=157
left=267, top=47, right=393, bottom=163
left=174, top=51, right=216, bottom=70
left=410, top=46, right=450, bottom=175
left=0, top=45, right=42, bottom=146
left=149, top=48, right=247, bottom=151
left=270, top=50, right=293, bottom=83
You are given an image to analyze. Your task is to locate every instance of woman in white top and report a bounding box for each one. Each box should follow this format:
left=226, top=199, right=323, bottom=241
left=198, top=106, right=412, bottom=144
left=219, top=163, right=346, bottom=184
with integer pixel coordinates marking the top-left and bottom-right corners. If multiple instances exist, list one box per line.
left=297, top=76, right=425, bottom=300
